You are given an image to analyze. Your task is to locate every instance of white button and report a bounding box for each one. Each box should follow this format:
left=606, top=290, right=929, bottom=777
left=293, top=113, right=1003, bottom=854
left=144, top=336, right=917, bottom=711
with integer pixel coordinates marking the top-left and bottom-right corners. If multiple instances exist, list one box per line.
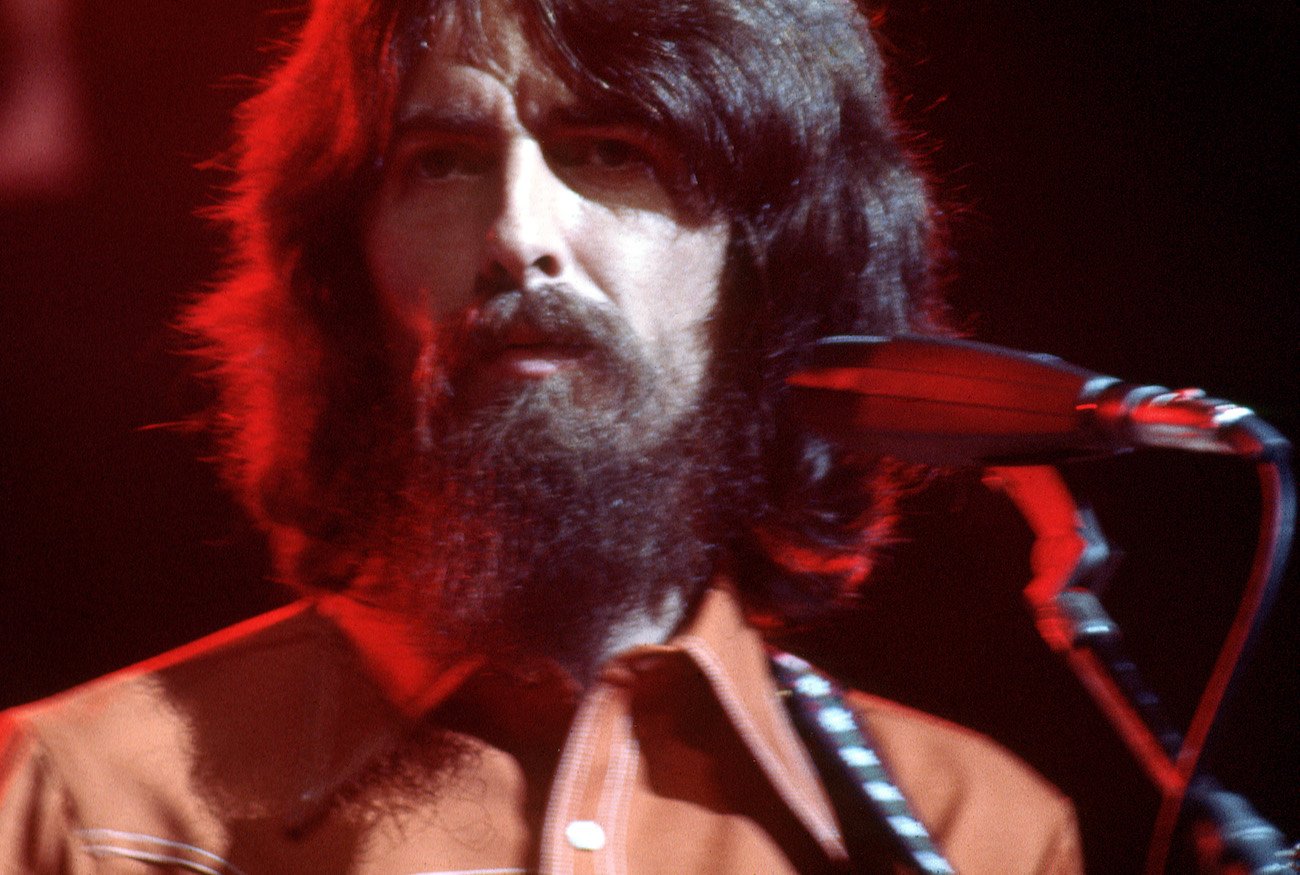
left=565, top=819, right=606, bottom=851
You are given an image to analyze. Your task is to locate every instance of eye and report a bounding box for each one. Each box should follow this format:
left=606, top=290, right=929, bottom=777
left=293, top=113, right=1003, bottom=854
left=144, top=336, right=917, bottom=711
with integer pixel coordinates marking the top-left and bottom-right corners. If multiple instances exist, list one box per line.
left=403, top=143, right=496, bottom=182
left=587, top=138, right=638, bottom=168
left=414, top=148, right=458, bottom=179
left=547, top=136, right=655, bottom=173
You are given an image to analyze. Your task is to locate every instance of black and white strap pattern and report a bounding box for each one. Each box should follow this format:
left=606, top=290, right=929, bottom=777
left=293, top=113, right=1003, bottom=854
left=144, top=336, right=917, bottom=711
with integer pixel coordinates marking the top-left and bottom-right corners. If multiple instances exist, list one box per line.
left=771, top=650, right=956, bottom=875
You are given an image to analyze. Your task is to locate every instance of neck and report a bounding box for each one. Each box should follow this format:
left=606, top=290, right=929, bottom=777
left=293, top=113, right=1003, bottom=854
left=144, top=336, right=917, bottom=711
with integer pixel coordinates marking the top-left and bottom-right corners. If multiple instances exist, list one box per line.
left=551, top=585, right=690, bottom=688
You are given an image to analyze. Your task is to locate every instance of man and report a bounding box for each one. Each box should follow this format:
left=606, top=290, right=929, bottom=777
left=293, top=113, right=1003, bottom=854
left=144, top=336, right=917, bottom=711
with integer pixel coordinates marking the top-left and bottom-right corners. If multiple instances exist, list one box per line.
left=0, top=0, right=1082, bottom=871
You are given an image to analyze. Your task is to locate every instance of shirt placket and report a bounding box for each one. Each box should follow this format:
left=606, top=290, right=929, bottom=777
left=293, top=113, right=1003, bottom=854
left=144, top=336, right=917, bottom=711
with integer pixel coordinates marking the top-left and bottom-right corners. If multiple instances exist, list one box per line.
left=537, top=680, right=638, bottom=875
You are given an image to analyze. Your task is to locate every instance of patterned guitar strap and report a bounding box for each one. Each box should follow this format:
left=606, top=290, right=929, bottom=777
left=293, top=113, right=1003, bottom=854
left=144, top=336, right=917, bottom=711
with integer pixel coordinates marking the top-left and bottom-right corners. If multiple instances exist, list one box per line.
left=771, top=650, right=957, bottom=875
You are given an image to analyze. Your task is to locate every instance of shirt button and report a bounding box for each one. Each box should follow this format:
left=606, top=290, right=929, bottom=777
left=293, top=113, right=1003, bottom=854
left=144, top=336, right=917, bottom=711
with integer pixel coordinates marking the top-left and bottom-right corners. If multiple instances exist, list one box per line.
left=565, top=819, right=607, bottom=851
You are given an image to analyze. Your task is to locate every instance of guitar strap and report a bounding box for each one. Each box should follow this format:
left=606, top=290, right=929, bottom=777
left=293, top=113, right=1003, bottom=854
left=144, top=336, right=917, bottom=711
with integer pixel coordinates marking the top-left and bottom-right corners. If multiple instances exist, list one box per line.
left=771, top=650, right=957, bottom=875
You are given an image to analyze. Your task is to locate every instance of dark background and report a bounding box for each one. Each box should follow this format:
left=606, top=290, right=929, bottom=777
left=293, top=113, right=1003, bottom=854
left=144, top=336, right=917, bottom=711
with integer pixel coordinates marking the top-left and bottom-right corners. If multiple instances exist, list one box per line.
left=2, top=2, right=1295, bottom=871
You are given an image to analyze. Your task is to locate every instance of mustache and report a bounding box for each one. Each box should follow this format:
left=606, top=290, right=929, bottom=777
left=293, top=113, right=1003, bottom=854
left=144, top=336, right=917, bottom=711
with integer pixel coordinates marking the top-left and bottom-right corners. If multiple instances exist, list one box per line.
left=408, top=284, right=652, bottom=446
left=449, top=285, right=634, bottom=376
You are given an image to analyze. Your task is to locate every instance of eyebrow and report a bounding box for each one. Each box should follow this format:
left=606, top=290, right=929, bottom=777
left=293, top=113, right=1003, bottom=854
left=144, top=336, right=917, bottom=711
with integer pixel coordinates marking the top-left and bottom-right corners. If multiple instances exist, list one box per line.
left=395, top=101, right=654, bottom=135
left=392, top=108, right=503, bottom=142
left=545, top=105, right=646, bottom=131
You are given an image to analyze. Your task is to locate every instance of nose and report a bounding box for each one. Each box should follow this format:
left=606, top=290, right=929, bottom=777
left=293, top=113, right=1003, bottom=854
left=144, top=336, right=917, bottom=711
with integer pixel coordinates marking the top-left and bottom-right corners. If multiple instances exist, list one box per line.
left=479, top=140, right=570, bottom=290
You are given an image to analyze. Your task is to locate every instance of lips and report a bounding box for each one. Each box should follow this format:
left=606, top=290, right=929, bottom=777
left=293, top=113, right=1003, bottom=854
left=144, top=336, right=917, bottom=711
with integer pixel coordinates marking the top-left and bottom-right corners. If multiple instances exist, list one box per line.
left=493, top=344, right=588, bottom=376
left=475, top=323, right=592, bottom=380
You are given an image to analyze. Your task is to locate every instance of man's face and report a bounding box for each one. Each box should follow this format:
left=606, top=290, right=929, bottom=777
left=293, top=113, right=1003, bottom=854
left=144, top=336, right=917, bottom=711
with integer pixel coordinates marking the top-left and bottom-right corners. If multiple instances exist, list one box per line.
left=353, top=11, right=740, bottom=674
left=363, top=13, right=730, bottom=423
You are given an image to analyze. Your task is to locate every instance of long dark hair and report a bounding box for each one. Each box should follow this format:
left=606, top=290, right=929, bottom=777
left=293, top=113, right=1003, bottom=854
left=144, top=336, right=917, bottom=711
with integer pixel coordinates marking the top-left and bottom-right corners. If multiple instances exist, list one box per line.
left=188, top=0, right=944, bottom=625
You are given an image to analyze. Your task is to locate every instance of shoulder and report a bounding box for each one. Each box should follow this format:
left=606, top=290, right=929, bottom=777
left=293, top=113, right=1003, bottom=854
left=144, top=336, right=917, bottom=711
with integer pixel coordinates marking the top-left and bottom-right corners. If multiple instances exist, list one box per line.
left=4, top=601, right=324, bottom=761
left=0, top=602, right=350, bottom=862
left=845, top=690, right=1083, bottom=874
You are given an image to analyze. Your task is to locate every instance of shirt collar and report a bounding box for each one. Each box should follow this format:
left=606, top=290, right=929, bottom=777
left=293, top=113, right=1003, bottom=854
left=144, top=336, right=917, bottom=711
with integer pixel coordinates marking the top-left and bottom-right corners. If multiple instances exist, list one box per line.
left=319, top=580, right=847, bottom=860
left=318, top=579, right=765, bottom=719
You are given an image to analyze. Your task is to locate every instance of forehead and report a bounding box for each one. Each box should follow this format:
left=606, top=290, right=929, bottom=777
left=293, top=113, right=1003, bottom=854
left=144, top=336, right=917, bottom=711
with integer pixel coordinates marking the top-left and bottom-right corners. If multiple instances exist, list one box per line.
left=424, top=0, right=523, bottom=72
left=404, top=1, right=577, bottom=120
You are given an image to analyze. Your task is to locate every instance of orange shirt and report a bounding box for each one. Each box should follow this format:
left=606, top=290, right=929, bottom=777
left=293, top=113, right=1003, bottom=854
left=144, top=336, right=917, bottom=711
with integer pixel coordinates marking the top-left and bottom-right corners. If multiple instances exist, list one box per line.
left=0, top=586, right=1081, bottom=873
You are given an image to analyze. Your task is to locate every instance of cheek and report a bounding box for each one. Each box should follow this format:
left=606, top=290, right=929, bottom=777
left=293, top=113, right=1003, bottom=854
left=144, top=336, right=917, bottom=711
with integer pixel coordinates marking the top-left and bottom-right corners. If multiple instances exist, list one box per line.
left=579, top=213, right=727, bottom=328
left=660, top=236, right=727, bottom=385
left=664, top=232, right=728, bottom=326
left=577, top=213, right=728, bottom=387
left=363, top=206, right=483, bottom=332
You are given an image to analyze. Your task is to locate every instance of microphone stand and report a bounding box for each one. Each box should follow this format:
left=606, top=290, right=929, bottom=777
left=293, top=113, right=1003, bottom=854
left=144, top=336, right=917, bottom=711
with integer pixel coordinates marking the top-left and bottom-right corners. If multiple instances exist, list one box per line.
left=989, top=458, right=1295, bottom=874
left=786, top=334, right=1296, bottom=872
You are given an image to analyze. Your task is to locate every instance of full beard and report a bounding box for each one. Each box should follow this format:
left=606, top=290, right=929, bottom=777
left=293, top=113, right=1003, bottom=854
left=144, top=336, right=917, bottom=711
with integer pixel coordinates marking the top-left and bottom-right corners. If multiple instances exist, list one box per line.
left=359, top=287, right=743, bottom=681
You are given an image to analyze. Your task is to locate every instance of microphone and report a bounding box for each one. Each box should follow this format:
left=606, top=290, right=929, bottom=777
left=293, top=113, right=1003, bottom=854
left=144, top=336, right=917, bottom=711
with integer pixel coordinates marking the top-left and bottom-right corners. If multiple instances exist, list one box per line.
left=786, top=335, right=1284, bottom=465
